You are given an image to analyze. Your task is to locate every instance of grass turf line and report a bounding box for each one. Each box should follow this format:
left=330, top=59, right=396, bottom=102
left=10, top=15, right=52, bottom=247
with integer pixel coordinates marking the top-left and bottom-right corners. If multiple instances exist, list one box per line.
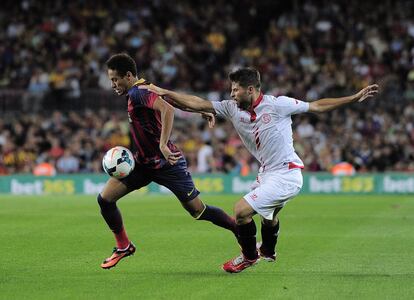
left=0, top=194, right=413, bottom=299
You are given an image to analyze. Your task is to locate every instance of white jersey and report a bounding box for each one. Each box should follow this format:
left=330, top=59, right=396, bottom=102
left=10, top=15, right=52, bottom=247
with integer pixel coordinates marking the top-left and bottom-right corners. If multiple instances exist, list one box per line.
left=212, top=94, right=309, bottom=172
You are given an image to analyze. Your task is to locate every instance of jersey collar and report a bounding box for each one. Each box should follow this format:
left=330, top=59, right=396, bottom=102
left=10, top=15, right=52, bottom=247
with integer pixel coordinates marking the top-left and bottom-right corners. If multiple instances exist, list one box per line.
left=249, top=92, right=263, bottom=122
left=133, top=78, right=147, bottom=86
left=126, top=78, right=147, bottom=98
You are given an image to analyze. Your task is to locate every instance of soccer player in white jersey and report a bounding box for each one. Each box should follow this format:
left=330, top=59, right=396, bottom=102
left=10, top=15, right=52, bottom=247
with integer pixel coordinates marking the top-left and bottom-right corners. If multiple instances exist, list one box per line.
left=139, top=68, right=379, bottom=273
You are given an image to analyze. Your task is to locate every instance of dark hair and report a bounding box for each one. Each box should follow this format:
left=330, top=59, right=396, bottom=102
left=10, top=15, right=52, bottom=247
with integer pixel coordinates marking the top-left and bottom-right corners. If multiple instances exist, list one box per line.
left=228, top=67, right=261, bottom=89
left=106, top=53, right=137, bottom=77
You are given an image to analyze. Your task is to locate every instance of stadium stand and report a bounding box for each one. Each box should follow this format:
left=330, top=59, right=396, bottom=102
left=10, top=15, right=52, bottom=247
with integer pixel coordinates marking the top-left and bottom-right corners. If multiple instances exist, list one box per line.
left=0, top=0, right=413, bottom=174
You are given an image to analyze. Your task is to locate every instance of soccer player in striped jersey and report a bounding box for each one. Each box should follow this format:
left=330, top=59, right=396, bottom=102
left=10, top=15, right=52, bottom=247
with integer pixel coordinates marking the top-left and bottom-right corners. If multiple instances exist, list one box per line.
left=140, top=68, right=379, bottom=273
left=98, top=53, right=236, bottom=269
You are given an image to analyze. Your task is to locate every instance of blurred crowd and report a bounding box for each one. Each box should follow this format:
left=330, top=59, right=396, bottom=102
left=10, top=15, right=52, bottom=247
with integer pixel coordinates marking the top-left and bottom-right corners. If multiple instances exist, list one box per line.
left=1, top=102, right=413, bottom=175
left=0, top=110, right=252, bottom=175
left=1, top=0, right=414, bottom=174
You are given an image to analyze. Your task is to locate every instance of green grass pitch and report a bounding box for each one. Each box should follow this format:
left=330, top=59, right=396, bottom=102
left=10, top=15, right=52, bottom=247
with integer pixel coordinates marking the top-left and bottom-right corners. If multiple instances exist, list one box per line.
left=1, top=193, right=413, bottom=299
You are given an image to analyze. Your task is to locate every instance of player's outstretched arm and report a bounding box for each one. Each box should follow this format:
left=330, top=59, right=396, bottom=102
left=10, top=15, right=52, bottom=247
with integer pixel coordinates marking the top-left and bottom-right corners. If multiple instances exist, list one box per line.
left=167, top=101, right=215, bottom=128
left=139, top=84, right=215, bottom=113
left=308, top=84, right=379, bottom=113
left=165, top=99, right=200, bottom=112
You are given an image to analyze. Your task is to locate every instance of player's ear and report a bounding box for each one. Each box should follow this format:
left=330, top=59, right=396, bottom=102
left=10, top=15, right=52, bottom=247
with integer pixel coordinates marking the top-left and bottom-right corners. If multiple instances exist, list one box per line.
left=126, top=71, right=133, bottom=81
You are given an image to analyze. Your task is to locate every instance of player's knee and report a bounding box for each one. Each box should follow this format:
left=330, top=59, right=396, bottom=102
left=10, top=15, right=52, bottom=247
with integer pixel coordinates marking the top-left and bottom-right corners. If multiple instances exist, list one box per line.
left=190, top=206, right=206, bottom=219
left=182, top=197, right=206, bottom=219
left=234, top=203, right=253, bottom=225
left=235, top=214, right=251, bottom=225
left=97, top=194, right=116, bottom=210
left=234, top=209, right=251, bottom=225
left=262, top=218, right=277, bottom=227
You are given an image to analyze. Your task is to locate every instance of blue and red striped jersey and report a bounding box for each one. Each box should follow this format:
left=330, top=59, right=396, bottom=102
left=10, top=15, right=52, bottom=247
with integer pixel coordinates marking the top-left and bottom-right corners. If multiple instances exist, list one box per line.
left=126, top=79, right=180, bottom=169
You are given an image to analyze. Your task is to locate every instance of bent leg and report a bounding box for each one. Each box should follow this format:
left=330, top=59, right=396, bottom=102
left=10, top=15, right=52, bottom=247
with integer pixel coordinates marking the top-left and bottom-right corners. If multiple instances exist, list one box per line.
left=98, top=177, right=134, bottom=249
left=101, top=175, right=137, bottom=202
left=152, top=158, right=236, bottom=234
left=241, top=170, right=302, bottom=260
left=181, top=196, right=237, bottom=235
left=234, top=198, right=258, bottom=260
left=259, top=206, right=283, bottom=258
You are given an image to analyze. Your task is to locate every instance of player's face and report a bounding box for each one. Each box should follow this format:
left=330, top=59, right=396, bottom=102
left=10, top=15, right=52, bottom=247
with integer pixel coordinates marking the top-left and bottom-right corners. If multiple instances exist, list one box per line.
left=230, top=82, right=254, bottom=110
left=108, top=69, right=130, bottom=95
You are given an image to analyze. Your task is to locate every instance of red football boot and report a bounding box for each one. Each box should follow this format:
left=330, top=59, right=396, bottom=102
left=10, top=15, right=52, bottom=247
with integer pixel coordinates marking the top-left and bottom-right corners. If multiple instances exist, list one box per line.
left=222, top=254, right=259, bottom=273
left=101, top=242, right=136, bottom=269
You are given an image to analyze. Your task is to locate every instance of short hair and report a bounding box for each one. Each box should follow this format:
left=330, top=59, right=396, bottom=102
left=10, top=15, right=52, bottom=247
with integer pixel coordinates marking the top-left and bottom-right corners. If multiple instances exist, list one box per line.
left=228, top=67, right=261, bottom=89
left=106, top=53, right=137, bottom=77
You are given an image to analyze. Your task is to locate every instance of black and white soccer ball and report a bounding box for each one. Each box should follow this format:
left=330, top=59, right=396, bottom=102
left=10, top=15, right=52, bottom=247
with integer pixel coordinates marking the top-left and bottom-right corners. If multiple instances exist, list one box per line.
left=102, top=146, right=135, bottom=179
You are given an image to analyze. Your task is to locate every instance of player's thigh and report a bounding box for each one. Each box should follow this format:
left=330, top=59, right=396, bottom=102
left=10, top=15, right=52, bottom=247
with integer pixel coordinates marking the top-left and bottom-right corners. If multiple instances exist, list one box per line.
left=234, top=197, right=256, bottom=224
left=101, top=165, right=152, bottom=202
left=100, top=177, right=132, bottom=202
left=152, top=159, right=200, bottom=203
left=244, top=172, right=301, bottom=220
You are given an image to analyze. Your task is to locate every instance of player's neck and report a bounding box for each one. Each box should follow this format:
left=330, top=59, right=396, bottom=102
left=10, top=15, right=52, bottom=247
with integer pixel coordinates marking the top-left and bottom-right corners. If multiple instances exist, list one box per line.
left=252, top=91, right=261, bottom=101
left=245, top=91, right=262, bottom=111
left=250, top=91, right=262, bottom=105
left=126, top=77, right=139, bottom=90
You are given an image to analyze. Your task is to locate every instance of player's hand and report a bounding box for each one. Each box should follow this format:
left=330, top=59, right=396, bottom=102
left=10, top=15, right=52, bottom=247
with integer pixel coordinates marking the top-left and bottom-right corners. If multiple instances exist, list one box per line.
left=355, top=84, right=379, bottom=102
left=139, top=84, right=167, bottom=96
left=201, top=112, right=216, bottom=128
left=160, top=144, right=182, bottom=165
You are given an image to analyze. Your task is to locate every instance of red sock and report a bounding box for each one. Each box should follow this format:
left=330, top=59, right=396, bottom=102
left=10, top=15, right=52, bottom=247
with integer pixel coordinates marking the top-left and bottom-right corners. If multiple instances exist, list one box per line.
left=114, top=227, right=130, bottom=250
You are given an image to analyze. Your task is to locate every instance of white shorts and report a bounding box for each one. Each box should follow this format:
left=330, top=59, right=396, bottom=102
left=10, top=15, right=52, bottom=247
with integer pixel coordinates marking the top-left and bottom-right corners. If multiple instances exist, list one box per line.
left=244, top=168, right=303, bottom=220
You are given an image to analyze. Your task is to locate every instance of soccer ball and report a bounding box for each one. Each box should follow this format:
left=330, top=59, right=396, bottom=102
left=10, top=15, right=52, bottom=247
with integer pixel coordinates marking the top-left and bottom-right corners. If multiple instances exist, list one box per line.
left=102, top=146, right=135, bottom=179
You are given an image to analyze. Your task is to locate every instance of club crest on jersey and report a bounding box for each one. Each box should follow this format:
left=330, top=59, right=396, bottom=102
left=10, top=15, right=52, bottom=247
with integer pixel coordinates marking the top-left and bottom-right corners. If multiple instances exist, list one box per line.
left=262, top=113, right=271, bottom=124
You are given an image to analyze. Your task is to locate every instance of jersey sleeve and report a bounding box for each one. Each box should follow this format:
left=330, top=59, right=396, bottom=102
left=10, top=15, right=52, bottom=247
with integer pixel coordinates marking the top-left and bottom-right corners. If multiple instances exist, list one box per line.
left=211, top=100, right=236, bottom=118
left=274, top=96, right=309, bottom=116
left=129, top=88, right=159, bottom=109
